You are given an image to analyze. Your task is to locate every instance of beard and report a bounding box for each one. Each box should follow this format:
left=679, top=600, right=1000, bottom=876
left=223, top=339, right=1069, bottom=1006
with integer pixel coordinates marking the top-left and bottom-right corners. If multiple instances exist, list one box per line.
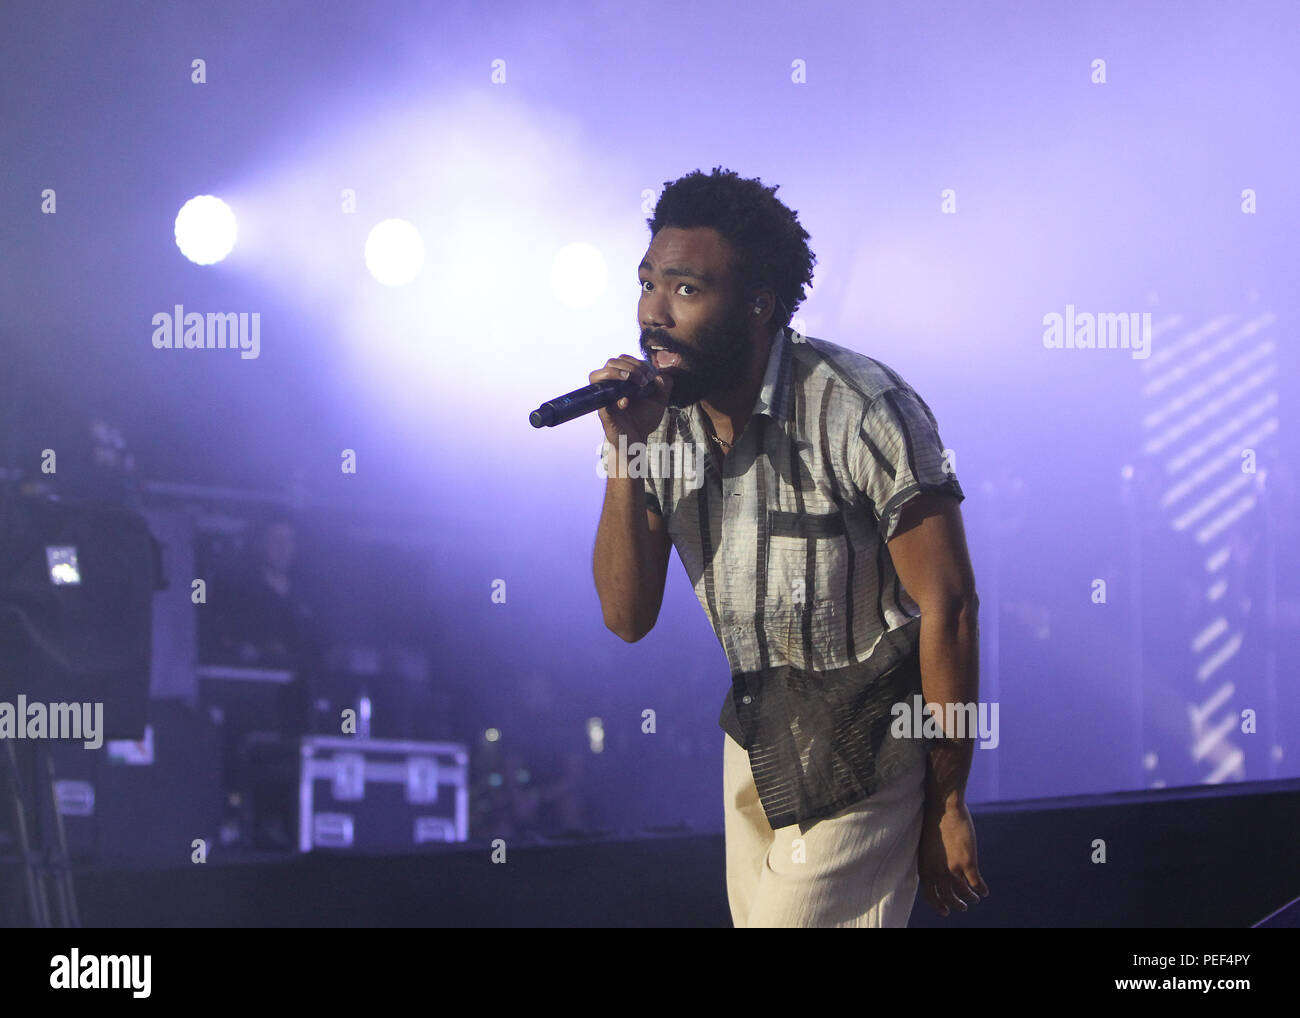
left=640, top=298, right=754, bottom=409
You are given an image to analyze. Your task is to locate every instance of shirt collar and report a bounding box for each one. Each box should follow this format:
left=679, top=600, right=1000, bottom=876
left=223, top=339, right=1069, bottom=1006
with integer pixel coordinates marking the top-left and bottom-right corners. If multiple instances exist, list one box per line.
left=752, top=325, right=794, bottom=423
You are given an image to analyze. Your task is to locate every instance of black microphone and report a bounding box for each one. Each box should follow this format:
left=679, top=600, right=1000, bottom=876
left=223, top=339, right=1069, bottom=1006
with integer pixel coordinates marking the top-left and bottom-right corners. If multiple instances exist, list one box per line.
left=529, top=373, right=656, bottom=428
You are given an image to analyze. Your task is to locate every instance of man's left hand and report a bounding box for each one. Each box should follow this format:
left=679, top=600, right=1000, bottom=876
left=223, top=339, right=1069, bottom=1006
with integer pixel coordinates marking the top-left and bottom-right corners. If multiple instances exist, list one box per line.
left=918, top=802, right=989, bottom=917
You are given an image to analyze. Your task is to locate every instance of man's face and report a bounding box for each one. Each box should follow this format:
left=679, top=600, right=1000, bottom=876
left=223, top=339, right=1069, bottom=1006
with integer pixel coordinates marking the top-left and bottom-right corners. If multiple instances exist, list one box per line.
left=637, top=226, right=754, bottom=409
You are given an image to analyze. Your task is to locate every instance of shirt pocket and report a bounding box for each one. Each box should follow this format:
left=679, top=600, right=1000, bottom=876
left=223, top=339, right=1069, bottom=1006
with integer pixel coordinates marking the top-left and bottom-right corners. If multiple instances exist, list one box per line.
left=765, top=508, right=850, bottom=619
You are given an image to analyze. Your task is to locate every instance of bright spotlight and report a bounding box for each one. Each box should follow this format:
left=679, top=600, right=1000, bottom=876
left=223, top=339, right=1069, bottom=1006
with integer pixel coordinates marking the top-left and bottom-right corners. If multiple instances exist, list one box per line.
left=586, top=716, right=605, bottom=754
left=174, top=195, right=237, bottom=265
left=549, top=242, right=607, bottom=309
left=365, top=218, right=425, bottom=287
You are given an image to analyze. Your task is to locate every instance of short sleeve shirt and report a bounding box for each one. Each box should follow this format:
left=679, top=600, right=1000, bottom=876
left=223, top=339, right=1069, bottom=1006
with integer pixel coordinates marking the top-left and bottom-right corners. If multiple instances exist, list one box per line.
left=641, top=326, right=964, bottom=832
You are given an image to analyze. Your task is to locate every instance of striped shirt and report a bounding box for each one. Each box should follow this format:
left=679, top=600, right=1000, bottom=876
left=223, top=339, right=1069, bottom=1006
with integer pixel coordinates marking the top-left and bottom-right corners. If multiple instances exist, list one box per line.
left=642, top=326, right=964, bottom=832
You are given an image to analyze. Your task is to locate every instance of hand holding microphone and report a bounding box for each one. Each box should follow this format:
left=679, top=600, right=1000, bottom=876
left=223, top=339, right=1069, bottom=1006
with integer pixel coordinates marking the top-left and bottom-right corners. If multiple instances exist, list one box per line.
left=529, top=353, right=673, bottom=447
left=591, top=354, right=672, bottom=447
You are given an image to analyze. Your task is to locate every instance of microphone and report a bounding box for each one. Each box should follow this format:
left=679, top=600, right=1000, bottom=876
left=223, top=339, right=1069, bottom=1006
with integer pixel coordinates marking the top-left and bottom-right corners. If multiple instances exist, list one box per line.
left=529, top=373, right=657, bottom=428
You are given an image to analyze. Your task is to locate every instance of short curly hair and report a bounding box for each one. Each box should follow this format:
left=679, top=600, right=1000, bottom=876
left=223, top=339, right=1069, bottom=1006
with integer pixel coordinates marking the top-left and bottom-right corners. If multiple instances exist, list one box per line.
left=646, top=166, right=815, bottom=329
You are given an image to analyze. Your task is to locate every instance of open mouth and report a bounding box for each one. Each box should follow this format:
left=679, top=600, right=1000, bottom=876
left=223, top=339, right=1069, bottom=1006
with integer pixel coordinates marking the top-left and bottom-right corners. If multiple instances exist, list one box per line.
left=649, top=344, right=684, bottom=370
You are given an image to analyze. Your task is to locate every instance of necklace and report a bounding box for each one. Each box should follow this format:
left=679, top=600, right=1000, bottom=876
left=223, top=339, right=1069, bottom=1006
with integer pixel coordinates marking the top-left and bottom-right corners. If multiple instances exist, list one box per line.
left=702, top=411, right=735, bottom=452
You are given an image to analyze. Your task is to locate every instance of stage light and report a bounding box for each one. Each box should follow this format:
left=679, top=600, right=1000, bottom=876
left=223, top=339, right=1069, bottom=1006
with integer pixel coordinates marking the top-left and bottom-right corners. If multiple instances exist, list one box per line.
left=549, top=241, right=607, bottom=309
left=174, top=195, right=237, bottom=265
left=45, top=545, right=81, bottom=585
left=364, top=218, right=424, bottom=286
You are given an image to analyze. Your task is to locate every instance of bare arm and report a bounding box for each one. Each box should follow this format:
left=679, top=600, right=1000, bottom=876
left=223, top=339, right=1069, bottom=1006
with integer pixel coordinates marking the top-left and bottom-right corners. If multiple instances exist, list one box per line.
left=594, top=477, right=671, bottom=642
left=589, top=352, right=674, bottom=643
left=887, top=490, right=989, bottom=915
left=888, top=491, right=980, bottom=813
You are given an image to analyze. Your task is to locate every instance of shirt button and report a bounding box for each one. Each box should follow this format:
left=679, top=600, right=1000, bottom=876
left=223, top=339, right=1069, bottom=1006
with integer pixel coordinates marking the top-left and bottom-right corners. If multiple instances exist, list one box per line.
left=742, top=695, right=752, bottom=705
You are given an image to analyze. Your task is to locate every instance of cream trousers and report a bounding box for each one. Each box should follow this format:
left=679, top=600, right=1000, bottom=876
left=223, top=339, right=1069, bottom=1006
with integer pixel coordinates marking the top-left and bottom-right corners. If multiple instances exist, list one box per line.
left=723, top=732, right=927, bottom=928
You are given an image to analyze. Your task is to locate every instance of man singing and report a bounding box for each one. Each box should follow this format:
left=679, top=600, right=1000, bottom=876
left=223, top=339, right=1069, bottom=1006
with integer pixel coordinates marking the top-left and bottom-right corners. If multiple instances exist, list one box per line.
left=591, top=167, right=988, bottom=927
